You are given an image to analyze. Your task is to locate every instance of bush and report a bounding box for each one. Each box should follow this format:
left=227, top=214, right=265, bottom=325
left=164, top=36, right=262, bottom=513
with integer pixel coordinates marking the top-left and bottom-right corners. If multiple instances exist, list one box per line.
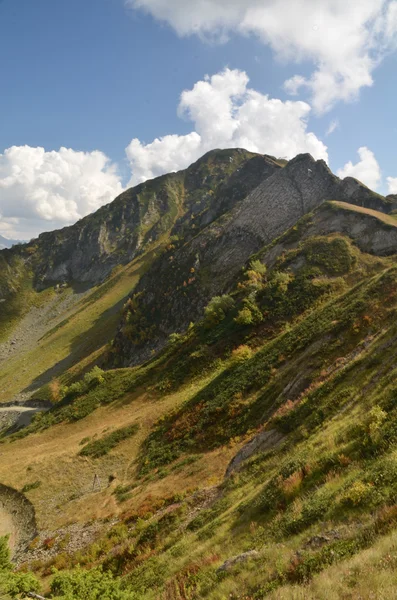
left=21, top=480, right=41, bottom=494
left=0, top=536, right=41, bottom=598
left=235, top=298, right=263, bottom=326
left=83, top=366, right=105, bottom=386
left=50, top=566, right=134, bottom=599
left=250, top=259, right=267, bottom=276
left=231, top=345, right=253, bottom=364
left=79, top=424, right=139, bottom=458
left=0, top=536, right=11, bottom=572
left=235, top=307, right=255, bottom=326
left=203, top=295, right=235, bottom=328
left=341, top=481, right=374, bottom=507
left=168, top=332, right=183, bottom=345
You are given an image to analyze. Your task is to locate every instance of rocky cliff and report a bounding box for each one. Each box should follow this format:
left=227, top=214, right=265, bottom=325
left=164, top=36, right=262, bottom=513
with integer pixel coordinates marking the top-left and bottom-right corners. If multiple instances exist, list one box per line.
left=0, top=148, right=394, bottom=367
left=111, top=152, right=393, bottom=366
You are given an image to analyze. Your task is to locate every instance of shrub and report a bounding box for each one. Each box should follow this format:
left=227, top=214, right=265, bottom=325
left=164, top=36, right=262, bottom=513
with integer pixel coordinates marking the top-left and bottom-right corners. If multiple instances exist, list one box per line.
left=79, top=424, right=139, bottom=458
left=50, top=566, right=134, bottom=599
left=22, top=480, right=41, bottom=493
left=0, top=536, right=11, bottom=571
left=83, top=366, right=105, bottom=386
left=168, top=332, right=183, bottom=345
left=341, top=481, right=374, bottom=507
left=231, top=345, right=253, bottom=364
left=270, top=271, right=293, bottom=294
left=0, top=535, right=41, bottom=597
left=365, top=406, right=387, bottom=444
left=250, top=259, right=267, bottom=276
left=235, top=298, right=263, bottom=326
left=235, top=307, right=254, bottom=326
left=203, top=295, right=235, bottom=328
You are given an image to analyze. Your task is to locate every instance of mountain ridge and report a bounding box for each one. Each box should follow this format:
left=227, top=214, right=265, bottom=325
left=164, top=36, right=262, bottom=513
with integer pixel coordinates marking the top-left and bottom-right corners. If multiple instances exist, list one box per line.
left=3, top=149, right=397, bottom=598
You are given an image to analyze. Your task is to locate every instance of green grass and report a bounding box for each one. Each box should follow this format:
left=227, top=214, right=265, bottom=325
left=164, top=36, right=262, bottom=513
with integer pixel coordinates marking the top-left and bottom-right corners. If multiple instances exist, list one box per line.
left=79, top=424, right=140, bottom=458
left=5, top=213, right=397, bottom=598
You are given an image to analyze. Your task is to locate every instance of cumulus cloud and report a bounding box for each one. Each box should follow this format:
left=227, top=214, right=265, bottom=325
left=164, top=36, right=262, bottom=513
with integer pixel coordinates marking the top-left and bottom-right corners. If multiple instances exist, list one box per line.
left=0, top=146, right=123, bottom=239
left=126, top=0, right=397, bottom=113
left=126, top=68, right=328, bottom=185
left=387, top=176, right=397, bottom=194
left=337, top=146, right=382, bottom=190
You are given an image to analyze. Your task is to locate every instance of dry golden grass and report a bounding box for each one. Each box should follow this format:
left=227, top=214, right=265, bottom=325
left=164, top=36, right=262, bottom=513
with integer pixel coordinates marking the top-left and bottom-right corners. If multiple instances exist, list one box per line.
left=267, top=530, right=397, bottom=599
left=0, top=373, right=242, bottom=532
left=330, top=200, right=397, bottom=228
left=0, top=241, right=170, bottom=404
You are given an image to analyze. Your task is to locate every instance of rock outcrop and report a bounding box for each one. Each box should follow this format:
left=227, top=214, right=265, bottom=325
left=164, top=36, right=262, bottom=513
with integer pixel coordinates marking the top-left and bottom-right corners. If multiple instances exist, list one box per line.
left=0, top=484, right=37, bottom=558
left=1, top=147, right=395, bottom=368
left=113, top=153, right=378, bottom=366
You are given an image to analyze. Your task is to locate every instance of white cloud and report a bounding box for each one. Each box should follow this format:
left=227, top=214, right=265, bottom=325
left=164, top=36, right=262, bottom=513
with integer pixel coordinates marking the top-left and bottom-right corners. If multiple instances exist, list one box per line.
left=0, top=146, right=123, bottom=239
left=326, top=119, right=339, bottom=136
left=337, top=146, right=381, bottom=190
left=126, top=0, right=397, bottom=113
left=126, top=68, right=328, bottom=185
left=387, top=176, right=397, bottom=194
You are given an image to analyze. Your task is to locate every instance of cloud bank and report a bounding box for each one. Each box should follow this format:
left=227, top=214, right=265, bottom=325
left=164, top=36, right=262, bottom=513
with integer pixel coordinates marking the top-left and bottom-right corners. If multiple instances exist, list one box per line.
left=0, top=146, right=123, bottom=239
left=127, top=0, right=397, bottom=113
left=126, top=68, right=328, bottom=185
left=2, top=69, right=396, bottom=240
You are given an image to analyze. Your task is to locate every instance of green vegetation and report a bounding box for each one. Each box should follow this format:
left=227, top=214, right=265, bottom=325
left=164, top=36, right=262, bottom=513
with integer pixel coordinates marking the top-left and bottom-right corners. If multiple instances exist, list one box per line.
left=50, top=567, right=134, bottom=599
left=0, top=536, right=40, bottom=599
left=79, top=424, right=139, bottom=458
left=21, top=481, right=41, bottom=494
left=4, top=157, right=397, bottom=599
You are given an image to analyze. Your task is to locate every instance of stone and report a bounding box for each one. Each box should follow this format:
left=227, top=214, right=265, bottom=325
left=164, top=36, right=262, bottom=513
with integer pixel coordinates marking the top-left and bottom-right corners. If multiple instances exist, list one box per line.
left=217, top=550, right=260, bottom=572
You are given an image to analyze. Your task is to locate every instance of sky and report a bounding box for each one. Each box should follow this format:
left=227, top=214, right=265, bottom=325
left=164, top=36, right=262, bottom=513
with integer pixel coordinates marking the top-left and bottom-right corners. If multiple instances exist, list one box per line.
left=1, top=0, right=397, bottom=239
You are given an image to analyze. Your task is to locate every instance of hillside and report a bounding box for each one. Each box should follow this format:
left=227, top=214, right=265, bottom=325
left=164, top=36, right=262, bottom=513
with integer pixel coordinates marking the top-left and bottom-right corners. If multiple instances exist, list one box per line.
left=2, top=150, right=397, bottom=599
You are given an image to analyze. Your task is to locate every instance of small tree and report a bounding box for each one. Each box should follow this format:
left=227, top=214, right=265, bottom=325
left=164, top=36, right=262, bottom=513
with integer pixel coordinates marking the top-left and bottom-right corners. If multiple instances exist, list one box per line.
left=250, top=259, right=267, bottom=276
left=83, top=366, right=105, bottom=386
left=203, top=295, right=235, bottom=328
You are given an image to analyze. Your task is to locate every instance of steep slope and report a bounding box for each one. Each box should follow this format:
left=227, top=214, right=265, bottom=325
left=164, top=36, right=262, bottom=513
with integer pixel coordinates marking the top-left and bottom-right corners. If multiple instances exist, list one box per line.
left=112, top=153, right=392, bottom=366
left=3, top=202, right=397, bottom=599
left=0, top=150, right=273, bottom=344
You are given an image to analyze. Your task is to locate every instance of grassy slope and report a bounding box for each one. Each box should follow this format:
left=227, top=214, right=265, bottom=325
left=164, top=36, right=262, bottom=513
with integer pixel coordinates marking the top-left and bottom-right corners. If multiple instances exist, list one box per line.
left=0, top=243, right=165, bottom=404
left=3, top=209, right=397, bottom=598
left=330, top=200, right=397, bottom=227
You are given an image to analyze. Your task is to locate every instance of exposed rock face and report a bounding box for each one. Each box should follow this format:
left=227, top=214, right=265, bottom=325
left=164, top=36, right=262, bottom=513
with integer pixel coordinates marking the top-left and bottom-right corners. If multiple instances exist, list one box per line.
left=0, top=484, right=37, bottom=558
left=225, top=429, right=285, bottom=477
left=112, top=154, right=351, bottom=365
left=341, top=177, right=395, bottom=213
left=262, top=201, right=397, bottom=265
left=1, top=147, right=395, bottom=368
left=32, top=172, right=185, bottom=288
left=0, top=149, right=263, bottom=297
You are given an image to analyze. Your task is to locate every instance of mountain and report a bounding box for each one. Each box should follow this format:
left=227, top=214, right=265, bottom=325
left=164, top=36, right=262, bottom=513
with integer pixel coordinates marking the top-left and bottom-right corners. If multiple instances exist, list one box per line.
left=0, top=235, right=24, bottom=250
left=2, top=149, right=397, bottom=599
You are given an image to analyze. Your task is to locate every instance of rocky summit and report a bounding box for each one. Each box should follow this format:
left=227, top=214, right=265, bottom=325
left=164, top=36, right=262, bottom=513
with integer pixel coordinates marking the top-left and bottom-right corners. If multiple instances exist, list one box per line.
left=3, top=149, right=397, bottom=599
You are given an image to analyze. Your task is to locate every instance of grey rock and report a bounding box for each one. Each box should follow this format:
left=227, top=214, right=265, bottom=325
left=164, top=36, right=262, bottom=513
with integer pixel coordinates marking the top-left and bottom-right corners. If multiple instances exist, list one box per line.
left=225, top=429, right=285, bottom=477
left=218, top=550, right=260, bottom=572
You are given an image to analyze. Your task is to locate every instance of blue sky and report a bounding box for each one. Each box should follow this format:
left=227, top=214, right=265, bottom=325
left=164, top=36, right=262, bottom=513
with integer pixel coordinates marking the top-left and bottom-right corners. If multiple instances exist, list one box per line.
left=1, top=0, right=397, bottom=238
